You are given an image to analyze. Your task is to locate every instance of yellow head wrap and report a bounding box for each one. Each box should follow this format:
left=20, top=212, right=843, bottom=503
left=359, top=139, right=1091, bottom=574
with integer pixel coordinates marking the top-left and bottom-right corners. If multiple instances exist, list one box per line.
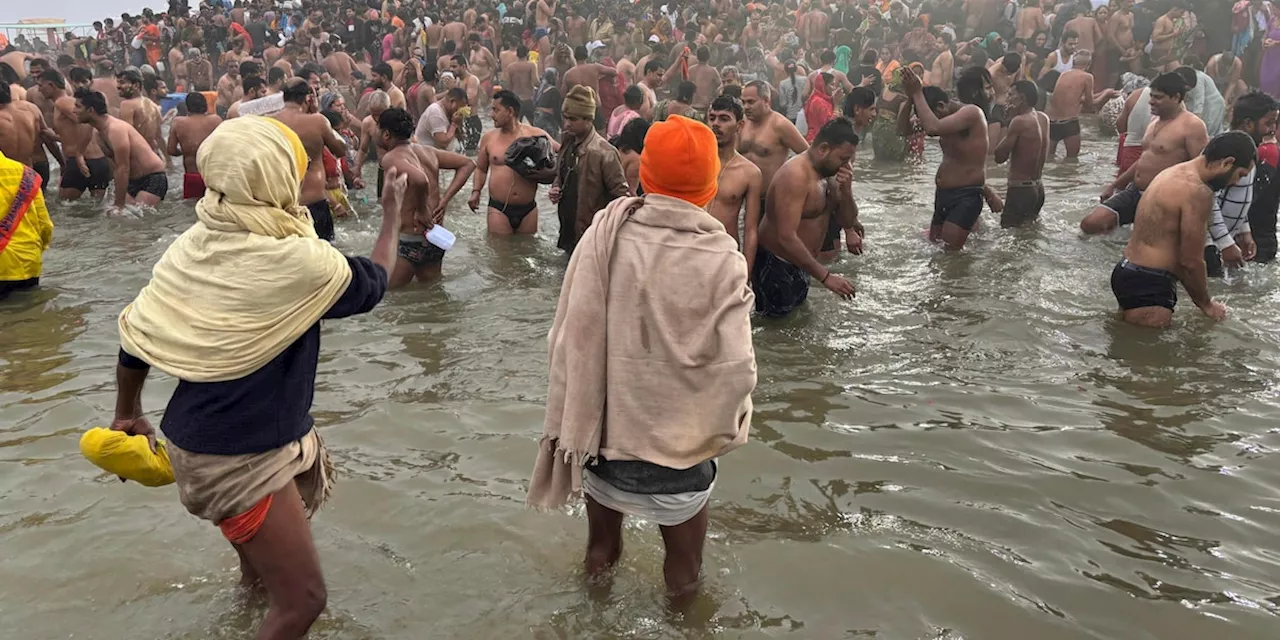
left=195, top=115, right=314, bottom=238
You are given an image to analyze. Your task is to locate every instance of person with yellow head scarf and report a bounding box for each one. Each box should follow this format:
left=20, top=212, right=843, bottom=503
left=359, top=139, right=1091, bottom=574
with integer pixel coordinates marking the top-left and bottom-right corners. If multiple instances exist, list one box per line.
left=108, top=116, right=408, bottom=639
left=0, top=149, right=52, bottom=300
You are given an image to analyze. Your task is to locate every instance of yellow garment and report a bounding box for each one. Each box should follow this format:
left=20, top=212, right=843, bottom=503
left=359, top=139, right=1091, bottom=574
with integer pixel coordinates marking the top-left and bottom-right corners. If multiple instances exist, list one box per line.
left=0, top=150, right=53, bottom=282
left=118, top=116, right=353, bottom=382
left=79, top=427, right=175, bottom=487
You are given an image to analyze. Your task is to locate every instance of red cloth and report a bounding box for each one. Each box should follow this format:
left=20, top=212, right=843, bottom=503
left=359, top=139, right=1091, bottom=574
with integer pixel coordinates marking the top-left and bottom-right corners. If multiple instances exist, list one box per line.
left=322, top=149, right=340, bottom=179
left=1116, top=134, right=1143, bottom=175
left=182, top=172, right=206, bottom=200
left=219, top=494, right=273, bottom=544
left=804, top=75, right=835, bottom=143
left=230, top=22, right=253, bottom=49
left=1259, top=141, right=1279, bottom=168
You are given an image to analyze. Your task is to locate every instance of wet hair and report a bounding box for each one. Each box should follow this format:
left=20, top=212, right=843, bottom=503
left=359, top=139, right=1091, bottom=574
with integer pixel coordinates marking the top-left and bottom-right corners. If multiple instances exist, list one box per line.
left=57, top=54, right=75, bottom=68
left=676, top=81, right=696, bottom=103
left=0, top=63, right=17, bottom=85
left=446, top=87, right=469, bottom=103
left=1219, top=51, right=1237, bottom=68
left=574, top=45, right=589, bottom=61
left=185, top=91, right=208, bottom=114
left=820, top=49, right=835, bottom=65
left=922, top=85, right=950, bottom=110
left=492, top=89, right=521, bottom=112
left=957, top=67, right=991, bottom=105
left=697, top=46, right=710, bottom=63
left=0, top=82, right=9, bottom=105
left=1182, top=53, right=1203, bottom=69
left=1002, top=52, right=1022, bottom=74
left=240, top=60, right=261, bottom=77
left=1151, top=72, right=1189, bottom=101
left=1062, top=29, right=1079, bottom=41
left=623, top=85, right=644, bottom=109
left=710, top=94, right=744, bottom=120
left=74, top=88, right=108, bottom=115
left=319, top=42, right=334, bottom=57
left=268, top=67, right=287, bottom=85
left=69, top=67, right=92, bottom=85
left=614, top=117, right=650, bottom=153
left=1231, top=92, right=1279, bottom=128
left=843, top=86, right=876, bottom=113
left=372, top=62, right=393, bottom=79
left=644, top=59, right=664, bottom=75
left=242, top=76, right=266, bottom=94
left=1174, top=66, right=1199, bottom=89
left=1204, top=130, right=1257, bottom=168
left=378, top=106, right=415, bottom=140
left=813, top=116, right=859, bottom=148
left=969, top=49, right=989, bottom=69
left=745, top=80, right=771, bottom=101
left=722, top=85, right=742, bottom=100
left=861, top=49, right=878, bottom=65
left=518, top=45, right=529, bottom=58
left=282, top=78, right=312, bottom=104
left=1013, top=80, right=1039, bottom=107
left=452, top=54, right=469, bottom=67
left=116, top=69, right=142, bottom=85
left=1038, top=69, right=1061, bottom=94
left=39, top=69, right=65, bottom=89
left=323, top=109, right=343, bottom=128
left=142, top=75, right=160, bottom=93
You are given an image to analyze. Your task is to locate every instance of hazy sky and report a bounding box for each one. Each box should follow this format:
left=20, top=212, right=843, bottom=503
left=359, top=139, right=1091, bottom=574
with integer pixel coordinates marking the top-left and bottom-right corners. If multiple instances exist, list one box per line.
left=2, top=1, right=166, bottom=26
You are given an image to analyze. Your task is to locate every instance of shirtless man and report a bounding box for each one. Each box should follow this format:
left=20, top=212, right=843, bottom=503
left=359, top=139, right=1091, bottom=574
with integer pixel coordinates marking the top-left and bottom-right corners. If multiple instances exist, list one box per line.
left=738, top=81, right=810, bottom=198
left=75, top=88, right=168, bottom=212
left=503, top=46, right=539, bottom=120
left=987, top=53, right=1023, bottom=153
left=1081, top=72, right=1209, bottom=234
left=354, top=91, right=391, bottom=197
left=185, top=48, right=215, bottom=92
left=1064, top=1, right=1105, bottom=59
left=215, top=63, right=241, bottom=118
left=167, top=93, right=222, bottom=199
left=271, top=80, right=348, bottom=241
left=91, top=62, right=121, bottom=115
left=118, top=70, right=163, bottom=159
left=679, top=47, right=722, bottom=120
left=903, top=66, right=1001, bottom=250
left=225, top=76, right=268, bottom=119
left=44, top=69, right=110, bottom=200
left=994, top=80, right=1050, bottom=227
left=706, top=95, right=764, bottom=274
left=371, top=63, right=407, bottom=110
left=468, top=90, right=557, bottom=235
left=1206, top=51, right=1247, bottom=108
left=468, top=35, right=498, bottom=102
left=1108, top=0, right=1141, bottom=74
left=376, top=107, right=476, bottom=286
left=1044, top=50, right=1119, bottom=159
left=443, top=17, right=468, bottom=49
left=167, top=42, right=187, bottom=91
left=1149, top=2, right=1191, bottom=73
left=1111, top=133, right=1255, bottom=327
left=930, top=34, right=956, bottom=92
left=535, top=0, right=557, bottom=39
left=802, top=4, right=830, bottom=49
left=561, top=46, right=618, bottom=128
left=1015, top=0, right=1048, bottom=40
left=752, top=117, right=860, bottom=318
left=0, top=84, right=42, bottom=178
left=424, top=16, right=444, bottom=58
left=273, top=45, right=301, bottom=78
left=1040, top=30, right=1078, bottom=79
left=320, top=43, right=358, bottom=88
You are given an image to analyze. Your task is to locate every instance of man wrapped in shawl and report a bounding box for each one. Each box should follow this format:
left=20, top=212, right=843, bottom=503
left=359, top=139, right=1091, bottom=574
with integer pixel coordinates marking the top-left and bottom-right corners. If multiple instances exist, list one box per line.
left=110, top=116, right=407, bottom=639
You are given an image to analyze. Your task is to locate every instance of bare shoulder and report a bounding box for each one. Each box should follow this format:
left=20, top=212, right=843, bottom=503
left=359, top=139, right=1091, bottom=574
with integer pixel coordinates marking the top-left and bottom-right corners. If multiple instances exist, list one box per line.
left=731, top=153, right=762, bottom=178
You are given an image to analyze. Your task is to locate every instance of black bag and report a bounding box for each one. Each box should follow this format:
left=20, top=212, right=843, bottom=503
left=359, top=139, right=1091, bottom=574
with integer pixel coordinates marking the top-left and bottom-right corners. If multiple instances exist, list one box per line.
left=503, top=135, right=555, bottom=179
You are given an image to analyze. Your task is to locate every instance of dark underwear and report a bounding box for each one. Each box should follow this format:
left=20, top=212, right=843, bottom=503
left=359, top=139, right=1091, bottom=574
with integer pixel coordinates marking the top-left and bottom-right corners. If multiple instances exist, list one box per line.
left=821, top=213, right=841, bottom=251
left=490, top=198, right=536, bottom=230
left=751, top=247, right=810, bottom=318
left=1100, top=183, right=1144, bottom=226
left=1110, top=258, right=1177, bottom=311
left=126, top=172, right=169, bottom=199
left=60, top=156, right=111, bottom=192
left=932, top=185, right=985, bottom=231
left=33, top=161, right=49, bottom=191
left=397, top=233, right=446, bottom=267
left=306, top=199, right=336, bottom=241
left=1050, top=118, right=1081, bottom=142
left=587, top=455, right=717, bottom=494
left=987, top=104, right=1005, bottom=125
left=376, top=166, right=384, bottom=198
left=1203, top=245, right=1225, bottom=279
left=463, top=114, right=483, bottom=151
left=1002, top=179, right=1046, bottom=227
left=0, top=277, right=39, bottom=301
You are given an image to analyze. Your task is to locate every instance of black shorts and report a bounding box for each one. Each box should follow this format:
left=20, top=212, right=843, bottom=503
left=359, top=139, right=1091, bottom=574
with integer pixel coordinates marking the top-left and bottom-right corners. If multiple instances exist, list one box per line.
left=988, top=104, right=1005, bottom=124
left=1002, top=180, right=1045, bottom=227
left=126, top=172, right=169, bottom=199
left=1111, top=259, right=1176, bottom=311
left=932, top=186, right=985, bottom=231
left=1050, top=118, right=1081, bottom=142
left=751, top=247, right=810, bottom=318
left=306, top=199, right=336, bottom=241
left=33, top=161, right=49, bottom=191
left=0, top=277, right=39, bottom=301
left=60, top=156, right=112, bottom=192
left=1100, top=184, right=1144, bottom=226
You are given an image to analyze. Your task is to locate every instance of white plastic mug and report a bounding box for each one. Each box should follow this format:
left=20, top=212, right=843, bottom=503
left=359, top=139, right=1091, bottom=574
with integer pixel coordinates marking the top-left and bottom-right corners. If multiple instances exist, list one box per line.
left=425, top=225, right=456, bottom=251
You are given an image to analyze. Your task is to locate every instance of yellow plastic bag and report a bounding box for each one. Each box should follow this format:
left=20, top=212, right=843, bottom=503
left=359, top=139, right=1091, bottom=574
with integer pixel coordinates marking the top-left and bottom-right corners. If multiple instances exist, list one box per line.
left=79, top=427, right=175, bottom=487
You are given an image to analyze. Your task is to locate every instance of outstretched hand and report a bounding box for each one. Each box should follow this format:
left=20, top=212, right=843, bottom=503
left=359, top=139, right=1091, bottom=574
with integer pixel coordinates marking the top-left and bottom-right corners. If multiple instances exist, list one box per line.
left=901, top=66, right=923, bottom=97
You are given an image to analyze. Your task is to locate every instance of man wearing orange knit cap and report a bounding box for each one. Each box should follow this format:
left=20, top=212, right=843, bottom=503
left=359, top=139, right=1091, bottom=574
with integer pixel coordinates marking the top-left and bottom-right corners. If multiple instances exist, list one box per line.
left=528, top=115, right=757, bottom=609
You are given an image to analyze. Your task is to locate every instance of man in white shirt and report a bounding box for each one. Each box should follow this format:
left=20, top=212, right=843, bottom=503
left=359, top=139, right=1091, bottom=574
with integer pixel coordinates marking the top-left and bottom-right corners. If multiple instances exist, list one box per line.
left=413, top=87, right=468, bottom=149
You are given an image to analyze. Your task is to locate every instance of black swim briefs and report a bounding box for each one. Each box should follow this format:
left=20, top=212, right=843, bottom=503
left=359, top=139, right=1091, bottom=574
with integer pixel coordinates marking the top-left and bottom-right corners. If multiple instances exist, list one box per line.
left=1100, top=184, right=1144, bottom=226
left=932, top=186, right=985, bottom=231
left=752, top=247, right=810, bottom=318
left=61, top=156, right=112, bottom=192
left=1050, top=118, right=1081, bottom=142
left=397, top=233, right=446, bottom=267
left=126, top=172, right=169, bottom=199
left=1002, top=180, right=1045, bottom=227
left=1110, top=258, right=1177, bottom=311
left=33, top=161, right=49, bottom=191
left=306, top=199, right=336, bottom=241
left=490, top=198, right=537, bottom=230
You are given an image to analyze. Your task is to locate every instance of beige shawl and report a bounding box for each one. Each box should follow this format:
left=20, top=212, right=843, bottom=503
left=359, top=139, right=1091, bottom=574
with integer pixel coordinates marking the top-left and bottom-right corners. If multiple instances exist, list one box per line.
left=528, top=194, right=757, bottom=509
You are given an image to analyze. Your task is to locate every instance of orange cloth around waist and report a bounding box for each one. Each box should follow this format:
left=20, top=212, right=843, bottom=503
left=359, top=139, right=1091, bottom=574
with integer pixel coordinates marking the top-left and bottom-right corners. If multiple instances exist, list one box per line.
left=218, top=493, right=273, bottom=544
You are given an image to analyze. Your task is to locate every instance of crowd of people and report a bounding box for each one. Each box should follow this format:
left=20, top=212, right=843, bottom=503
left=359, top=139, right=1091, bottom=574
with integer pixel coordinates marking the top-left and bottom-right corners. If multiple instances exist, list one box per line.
left=1, top=0, right=1279, bottom=637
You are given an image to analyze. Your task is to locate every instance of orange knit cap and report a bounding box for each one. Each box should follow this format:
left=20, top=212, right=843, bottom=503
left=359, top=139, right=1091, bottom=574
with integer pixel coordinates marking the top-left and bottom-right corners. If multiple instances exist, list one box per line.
left=639, top=115, right=721, bottom=208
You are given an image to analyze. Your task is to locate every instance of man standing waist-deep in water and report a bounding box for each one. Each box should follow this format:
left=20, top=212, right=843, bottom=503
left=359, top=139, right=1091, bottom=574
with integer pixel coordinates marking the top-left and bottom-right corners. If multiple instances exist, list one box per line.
left=469, top=90, right=558, bottom=235
left=271, top=79, right=348, bottom=241
left=1111, top=131, right=1255, bottom=328
left=993, top=80, right=1050, bottom=227
left=110, top=116, right=407, bottom=639
left=528, top=115, right=755, bottom=610
left=167, top=93, right=223, bottom=200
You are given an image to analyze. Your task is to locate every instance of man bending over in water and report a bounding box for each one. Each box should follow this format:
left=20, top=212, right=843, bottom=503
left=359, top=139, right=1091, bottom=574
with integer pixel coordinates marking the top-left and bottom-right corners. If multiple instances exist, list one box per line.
left=1111, top=132, right=1254, bottom=327
left=377, top=107, right=475, bottom=286
left=167, top=92, right=223, bottom=199
left=902, top=66, right=1002, bottom=249
left=994, top=80, right=1050, bottom=227
left=75, top=88, right=168, bottom=213
left=752, top=118, right=860, bottom=318
left=706, top=95, right=763, bottom=274
left=1081, top=72, right=1207, bottom=235
left=468, top=90, right=557, bottom=234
